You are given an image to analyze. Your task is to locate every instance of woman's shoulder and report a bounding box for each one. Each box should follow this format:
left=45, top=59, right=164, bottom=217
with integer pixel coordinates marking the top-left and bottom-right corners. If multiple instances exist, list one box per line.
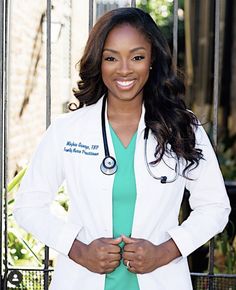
left=52, top=99, right=102, bottom=130
left=191, top=119, right=215, bottom=155
left=186, top=109, right=210, bottom=145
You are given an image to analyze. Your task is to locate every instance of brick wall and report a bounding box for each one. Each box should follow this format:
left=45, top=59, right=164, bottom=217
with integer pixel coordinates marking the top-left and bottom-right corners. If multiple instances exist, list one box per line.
left=8, top=0, right=73, bottom=179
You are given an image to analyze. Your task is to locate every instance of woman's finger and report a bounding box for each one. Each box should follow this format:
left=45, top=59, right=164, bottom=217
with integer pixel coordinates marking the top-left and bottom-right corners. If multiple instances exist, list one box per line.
left=122, top=251, right=135, bottom=261
left=123, top=243, right=136, bottom=252
left=127, top=265, right=136, bottom=273
left=107, top=244, right=122, bottom=253
left=108, top=260, right=120, bottom=268
left=107, top=253, right=122, bottom=262
left=123, top=259, right=134, bottom=268
left=123, top=259, right=137, bottom=273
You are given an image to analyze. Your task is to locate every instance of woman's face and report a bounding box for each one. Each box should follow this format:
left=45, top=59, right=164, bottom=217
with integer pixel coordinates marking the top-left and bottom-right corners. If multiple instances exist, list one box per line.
left=101, top=24, right=152, bottom=103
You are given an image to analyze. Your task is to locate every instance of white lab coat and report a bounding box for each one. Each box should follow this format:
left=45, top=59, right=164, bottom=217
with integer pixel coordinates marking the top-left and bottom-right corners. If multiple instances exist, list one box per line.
left=14, top=97, right=230, bottom=290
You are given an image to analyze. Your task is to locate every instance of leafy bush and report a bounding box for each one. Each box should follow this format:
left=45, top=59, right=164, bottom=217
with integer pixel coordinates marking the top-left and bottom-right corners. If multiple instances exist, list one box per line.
left=7, top=168, right=69, bottom=267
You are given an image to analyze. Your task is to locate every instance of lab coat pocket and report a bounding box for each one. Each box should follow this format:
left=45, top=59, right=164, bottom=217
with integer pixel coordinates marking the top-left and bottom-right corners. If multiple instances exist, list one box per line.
left=50, top=254, right=104, bottom=290
left=155, top=257, right=193, bottom=290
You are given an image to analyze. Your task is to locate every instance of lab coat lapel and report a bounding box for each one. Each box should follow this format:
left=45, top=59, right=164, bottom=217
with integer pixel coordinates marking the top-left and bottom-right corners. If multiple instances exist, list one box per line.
left=98, top=96, right=115, bottom=237
left=132, top=107, right=168, bottom=239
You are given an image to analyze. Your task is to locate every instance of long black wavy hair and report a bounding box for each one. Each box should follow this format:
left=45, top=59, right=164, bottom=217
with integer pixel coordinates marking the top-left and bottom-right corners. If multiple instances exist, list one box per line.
left=72, top=7, right=203, bottom=176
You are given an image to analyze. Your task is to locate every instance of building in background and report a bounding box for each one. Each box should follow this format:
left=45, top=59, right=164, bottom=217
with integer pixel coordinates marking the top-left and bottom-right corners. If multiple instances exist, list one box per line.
left=7, top=0, right=236, bottom=180
left=8, top=0, right=72, bottom=178
left=8, top=0, right=132, bottom=180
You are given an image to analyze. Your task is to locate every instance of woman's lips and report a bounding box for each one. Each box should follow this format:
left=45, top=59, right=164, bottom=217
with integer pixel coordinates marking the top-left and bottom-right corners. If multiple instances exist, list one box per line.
left=115, top=80, right=135, bottom=90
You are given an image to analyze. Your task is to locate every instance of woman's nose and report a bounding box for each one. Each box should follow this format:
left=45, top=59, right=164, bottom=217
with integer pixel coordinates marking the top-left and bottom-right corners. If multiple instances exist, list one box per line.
left=117, top=60, right=133, bottom=75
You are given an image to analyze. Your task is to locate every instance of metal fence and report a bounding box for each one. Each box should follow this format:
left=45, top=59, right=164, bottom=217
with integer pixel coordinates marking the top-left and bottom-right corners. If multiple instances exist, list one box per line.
left=0, top=0, right=235, bottom=289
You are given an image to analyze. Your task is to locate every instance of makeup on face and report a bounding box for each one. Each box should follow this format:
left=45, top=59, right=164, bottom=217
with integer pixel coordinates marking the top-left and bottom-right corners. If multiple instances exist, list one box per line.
left=101, top=24, right=152, bottom=103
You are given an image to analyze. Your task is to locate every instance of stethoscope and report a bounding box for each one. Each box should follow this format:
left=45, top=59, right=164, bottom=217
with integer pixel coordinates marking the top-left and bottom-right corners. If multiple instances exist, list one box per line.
left=100, top=97, right=180, bottom=183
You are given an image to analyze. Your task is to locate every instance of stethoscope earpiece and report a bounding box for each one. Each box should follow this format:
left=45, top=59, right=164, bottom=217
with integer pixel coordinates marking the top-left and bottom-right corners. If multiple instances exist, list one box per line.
left=161, top=176, right=167, bottom=184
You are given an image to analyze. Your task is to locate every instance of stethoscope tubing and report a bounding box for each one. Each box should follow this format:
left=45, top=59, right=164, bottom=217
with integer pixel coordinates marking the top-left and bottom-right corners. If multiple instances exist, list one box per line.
left=144, top=128, right=179, bottom=183
left=100, top=96, right=179, bottom=182
left=100, top=96, right=118, bottom=175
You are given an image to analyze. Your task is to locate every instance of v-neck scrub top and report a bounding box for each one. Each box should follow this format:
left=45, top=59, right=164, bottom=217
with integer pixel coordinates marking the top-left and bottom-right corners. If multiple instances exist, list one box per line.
left=104, top=126, right=140, bottom=290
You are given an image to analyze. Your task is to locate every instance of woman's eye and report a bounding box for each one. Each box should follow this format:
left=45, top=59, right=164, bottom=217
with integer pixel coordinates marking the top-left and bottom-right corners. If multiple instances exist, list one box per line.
left=133, top=55, right=145, bottom=61
left=104, top=56, right=116, bottom=61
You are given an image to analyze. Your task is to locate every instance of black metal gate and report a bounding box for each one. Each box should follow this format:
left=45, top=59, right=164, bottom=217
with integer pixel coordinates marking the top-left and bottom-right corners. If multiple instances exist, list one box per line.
left=0, top=0, right=236, bottom=289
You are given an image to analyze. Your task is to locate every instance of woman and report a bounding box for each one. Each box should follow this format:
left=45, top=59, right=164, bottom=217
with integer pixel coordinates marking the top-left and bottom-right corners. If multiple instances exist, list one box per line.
left=14, top=7, right=230, bottom=290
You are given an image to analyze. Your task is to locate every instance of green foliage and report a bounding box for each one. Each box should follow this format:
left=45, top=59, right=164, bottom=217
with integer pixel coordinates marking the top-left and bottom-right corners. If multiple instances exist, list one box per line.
left=137, top=0, right=174, bottom=26
left=137, top=0, right=184, bottom=38
left=137, top=0, right=174, bottom=39
left=7, top=168, right=69, bottom=267
left=214, top=223, right=236, bottom=274
left=217, top=132, right=236, bottom=180
left=7, top=168, right=44, bottom=267
left=8, top=227, right=44, bottom=267
left=137, top=0, right=185, bottom=64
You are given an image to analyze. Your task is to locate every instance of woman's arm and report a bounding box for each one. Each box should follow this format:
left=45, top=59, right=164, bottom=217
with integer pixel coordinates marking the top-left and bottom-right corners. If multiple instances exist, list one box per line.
left=13, top=120, right=82, bottom=256
left=122, top=125, right=230, bottom=273
left=167, top=125, right=231, bottom=258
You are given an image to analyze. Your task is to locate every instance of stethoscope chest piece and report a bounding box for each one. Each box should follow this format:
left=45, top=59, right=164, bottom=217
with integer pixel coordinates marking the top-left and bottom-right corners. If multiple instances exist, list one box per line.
left=100, top=156, right=118, bottom=175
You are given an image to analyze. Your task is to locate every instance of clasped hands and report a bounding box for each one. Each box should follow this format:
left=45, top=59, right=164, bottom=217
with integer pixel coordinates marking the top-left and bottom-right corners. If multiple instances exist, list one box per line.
left=69, top=235, right=181, bottom=274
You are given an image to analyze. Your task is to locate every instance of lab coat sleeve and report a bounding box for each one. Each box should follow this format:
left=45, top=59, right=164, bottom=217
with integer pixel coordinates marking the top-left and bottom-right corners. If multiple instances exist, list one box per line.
left=13, top=119, right=82, bottom=257
left=167, top=125, right=231, bottom=258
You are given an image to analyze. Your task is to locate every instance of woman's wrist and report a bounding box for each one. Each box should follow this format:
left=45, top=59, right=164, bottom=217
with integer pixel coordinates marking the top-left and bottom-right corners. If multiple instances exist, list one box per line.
left=68, top=239, right=88, bottom=266
left=155, top=239, right=181, bottom=267
left=163, top=239, right=181, bottom=261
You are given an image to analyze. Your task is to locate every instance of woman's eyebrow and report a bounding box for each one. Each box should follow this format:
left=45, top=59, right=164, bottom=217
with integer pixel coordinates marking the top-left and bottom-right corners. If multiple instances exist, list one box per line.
left=103, top=47, right=146, bottom=53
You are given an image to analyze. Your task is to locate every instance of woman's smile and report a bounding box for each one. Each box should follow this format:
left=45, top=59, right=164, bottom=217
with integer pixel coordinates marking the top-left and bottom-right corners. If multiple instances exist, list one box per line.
left=115, top=79, right=136, bottom=90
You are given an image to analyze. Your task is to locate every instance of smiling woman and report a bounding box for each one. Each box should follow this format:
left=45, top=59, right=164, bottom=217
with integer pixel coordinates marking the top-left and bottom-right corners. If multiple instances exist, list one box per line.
left=13, top=7, right=230, bottom=290
left=101, top=24, right=152, bottom=146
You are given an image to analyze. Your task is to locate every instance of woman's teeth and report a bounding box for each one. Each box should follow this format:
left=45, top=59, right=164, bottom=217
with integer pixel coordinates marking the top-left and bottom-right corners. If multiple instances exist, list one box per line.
left=116, top=80, right=135, bottom=87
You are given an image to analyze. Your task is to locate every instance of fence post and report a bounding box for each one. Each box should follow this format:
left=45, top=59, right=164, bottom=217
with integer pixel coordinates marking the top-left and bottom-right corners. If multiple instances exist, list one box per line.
left=89, top=0, right=94, bottom=31
left=44, top=0, right=52, bottom=289
left=212, top=0, right=220, bottom=148
left=209, top=0, right=220, bottom=288
left=0, top=0, right=5, bottom=285
left=0, top=0, right=10, bottom=288
left=173, top=0, right=178, bottom=68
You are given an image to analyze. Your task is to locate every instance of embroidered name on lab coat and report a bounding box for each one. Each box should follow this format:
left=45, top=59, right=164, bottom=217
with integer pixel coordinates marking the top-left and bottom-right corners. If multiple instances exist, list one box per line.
left=64, top=141, right=99, bottom=156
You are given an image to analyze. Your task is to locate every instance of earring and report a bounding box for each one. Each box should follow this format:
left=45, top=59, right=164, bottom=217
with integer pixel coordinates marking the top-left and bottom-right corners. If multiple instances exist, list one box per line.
left=150, top=66, right=152, bottom=70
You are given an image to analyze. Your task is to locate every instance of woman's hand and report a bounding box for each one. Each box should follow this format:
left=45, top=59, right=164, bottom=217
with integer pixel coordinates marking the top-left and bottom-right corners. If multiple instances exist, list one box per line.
left=122, top=235, right=181, bottom=274
left=69, top=237, right=122, bottom=274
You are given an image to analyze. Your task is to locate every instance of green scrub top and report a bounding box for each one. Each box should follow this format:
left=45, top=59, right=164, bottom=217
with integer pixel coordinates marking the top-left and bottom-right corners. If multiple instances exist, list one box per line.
left=104, top=125, right=140, bottom=290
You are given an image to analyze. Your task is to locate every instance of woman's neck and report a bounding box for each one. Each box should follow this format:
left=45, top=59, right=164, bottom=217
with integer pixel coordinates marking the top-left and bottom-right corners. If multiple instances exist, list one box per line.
left=107, top=96, right=142, bottom=147
left=107, top=96, right=142, bottom=124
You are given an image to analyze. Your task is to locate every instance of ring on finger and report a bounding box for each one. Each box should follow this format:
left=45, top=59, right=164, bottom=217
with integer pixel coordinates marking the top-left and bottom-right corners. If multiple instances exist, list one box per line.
left=126, top=260, right=130, bottom=269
